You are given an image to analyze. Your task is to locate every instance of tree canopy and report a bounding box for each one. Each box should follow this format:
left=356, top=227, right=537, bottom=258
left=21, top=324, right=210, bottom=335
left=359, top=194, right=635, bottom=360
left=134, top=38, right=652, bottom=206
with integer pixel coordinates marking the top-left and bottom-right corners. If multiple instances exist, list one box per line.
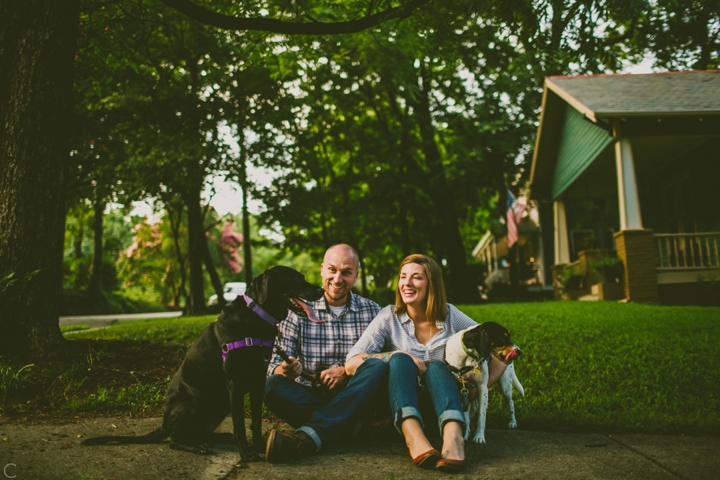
left=1, top=0, right=717, bottom=360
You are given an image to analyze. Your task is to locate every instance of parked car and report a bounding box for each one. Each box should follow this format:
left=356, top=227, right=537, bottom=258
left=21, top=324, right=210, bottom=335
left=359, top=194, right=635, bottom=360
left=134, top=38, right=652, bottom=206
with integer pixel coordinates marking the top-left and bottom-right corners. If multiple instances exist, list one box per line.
left=208, top=282, right=247, bottom=309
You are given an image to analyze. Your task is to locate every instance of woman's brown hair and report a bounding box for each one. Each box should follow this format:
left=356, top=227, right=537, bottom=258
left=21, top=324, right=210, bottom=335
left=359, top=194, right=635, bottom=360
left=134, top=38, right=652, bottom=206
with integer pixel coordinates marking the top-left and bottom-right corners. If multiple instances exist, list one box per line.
left=394, top=254, right=448, bottom=324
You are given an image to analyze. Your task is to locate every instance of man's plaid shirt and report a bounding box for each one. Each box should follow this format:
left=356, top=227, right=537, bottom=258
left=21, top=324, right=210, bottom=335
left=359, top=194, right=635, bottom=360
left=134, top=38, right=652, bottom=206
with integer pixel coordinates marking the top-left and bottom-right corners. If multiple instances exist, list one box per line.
left=267, top=291, right=381, bottom=387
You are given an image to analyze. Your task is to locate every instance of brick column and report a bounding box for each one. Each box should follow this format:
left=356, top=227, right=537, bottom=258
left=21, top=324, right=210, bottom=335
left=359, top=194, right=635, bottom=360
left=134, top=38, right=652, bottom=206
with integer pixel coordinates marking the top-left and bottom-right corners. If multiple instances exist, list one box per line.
left=614, top=229, right=658, bottom=303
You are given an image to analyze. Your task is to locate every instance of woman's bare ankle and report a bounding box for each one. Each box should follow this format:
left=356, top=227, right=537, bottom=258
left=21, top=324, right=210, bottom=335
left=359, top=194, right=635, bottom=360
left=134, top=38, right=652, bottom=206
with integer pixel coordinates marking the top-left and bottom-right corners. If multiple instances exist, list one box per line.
left=401, top=419, right=434, bottom=458
left=441, top=422, right=465, bottom=460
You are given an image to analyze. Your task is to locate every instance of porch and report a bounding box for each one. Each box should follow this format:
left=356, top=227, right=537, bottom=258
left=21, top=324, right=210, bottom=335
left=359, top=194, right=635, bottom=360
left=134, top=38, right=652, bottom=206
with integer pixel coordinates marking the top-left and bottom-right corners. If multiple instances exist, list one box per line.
left=527, top=71, right=720, bottom=305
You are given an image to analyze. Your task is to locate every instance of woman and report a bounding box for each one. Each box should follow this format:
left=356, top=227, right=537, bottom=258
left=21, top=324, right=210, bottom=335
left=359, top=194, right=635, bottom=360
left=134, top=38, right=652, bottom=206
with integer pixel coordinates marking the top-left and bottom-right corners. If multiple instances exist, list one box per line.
left=345, top=254, right=507, bottom=473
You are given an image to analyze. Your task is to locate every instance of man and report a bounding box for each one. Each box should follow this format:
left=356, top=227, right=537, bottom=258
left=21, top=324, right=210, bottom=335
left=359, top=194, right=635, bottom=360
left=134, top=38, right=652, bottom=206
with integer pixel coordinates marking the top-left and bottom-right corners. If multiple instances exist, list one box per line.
left=264, top=244, right=387, bottom=463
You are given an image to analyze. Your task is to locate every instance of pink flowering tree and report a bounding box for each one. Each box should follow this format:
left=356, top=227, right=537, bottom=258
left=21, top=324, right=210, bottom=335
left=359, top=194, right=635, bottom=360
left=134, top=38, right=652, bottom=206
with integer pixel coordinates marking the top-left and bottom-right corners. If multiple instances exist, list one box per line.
left=218, top=221, right=243, bottom=275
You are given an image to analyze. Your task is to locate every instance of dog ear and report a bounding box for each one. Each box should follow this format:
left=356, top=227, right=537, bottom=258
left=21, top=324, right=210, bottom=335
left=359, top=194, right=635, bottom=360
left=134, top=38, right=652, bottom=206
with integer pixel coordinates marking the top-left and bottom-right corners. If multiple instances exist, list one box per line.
left=245, top=270, right=269, bottom=305
left=479, top=328, right=491, bottom=359
left=256, top=270, right=270, bottom=305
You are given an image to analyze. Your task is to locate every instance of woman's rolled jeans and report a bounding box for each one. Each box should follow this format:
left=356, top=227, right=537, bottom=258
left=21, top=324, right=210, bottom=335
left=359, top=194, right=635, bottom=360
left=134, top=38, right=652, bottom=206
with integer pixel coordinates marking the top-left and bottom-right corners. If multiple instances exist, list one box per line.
left=387, top=352, right=465, bottom=435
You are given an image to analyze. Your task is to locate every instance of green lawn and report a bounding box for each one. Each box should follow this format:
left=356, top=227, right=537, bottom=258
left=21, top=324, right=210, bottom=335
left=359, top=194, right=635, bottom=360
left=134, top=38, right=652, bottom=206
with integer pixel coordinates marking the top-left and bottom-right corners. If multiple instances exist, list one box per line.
left=70, top=315, right=217, bottom=345
left=69, top=302, right=720, bottom=435
left=459, top=302, right=720, bottom=435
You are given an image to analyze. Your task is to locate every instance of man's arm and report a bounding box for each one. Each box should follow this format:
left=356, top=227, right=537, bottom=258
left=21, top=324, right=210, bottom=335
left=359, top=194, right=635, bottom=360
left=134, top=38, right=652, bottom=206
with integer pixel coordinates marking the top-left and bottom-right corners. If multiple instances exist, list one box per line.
left=267, top=312, right=302, bottom=378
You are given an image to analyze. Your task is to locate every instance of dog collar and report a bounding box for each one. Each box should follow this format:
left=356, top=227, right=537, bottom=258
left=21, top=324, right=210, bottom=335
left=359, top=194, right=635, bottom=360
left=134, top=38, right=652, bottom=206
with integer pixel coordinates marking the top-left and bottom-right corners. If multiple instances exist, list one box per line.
left=445, top=360, right=475, bottom=376
left=221, top=337, right=275, bottom=361
left=242, top=295, right=280, bottom=327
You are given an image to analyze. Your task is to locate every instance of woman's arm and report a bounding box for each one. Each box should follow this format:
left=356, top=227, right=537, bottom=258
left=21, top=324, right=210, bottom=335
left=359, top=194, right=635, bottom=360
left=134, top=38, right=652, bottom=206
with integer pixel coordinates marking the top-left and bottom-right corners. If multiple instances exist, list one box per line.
left=344, top=307, right=392, bottom=373
left=345, top=352, right=395, bottom=375
left=346, top=350, right=427, bottom=376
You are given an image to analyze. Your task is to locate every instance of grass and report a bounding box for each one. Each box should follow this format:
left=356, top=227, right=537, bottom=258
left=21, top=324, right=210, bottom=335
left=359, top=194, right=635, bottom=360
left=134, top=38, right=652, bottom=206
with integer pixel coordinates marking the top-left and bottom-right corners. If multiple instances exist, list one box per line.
left=0, top=364, right=35, bottom=402
left=61, top=324, right=92, bottom=333
left=65, top=382, right=167, bottom=412
left=69, top=315, right=216, bottom=346
left=8, top=303, right=719, bottom=435
left=458, top=302, right=720, bottom=435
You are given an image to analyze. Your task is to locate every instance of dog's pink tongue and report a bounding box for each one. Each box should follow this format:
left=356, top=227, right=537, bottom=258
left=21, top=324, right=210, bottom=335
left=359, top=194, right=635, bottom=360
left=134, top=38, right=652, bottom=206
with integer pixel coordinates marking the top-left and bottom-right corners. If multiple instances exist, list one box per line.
left=295, top=299, right=324, bottom=324
left=506, top=350, right=519, bottom=362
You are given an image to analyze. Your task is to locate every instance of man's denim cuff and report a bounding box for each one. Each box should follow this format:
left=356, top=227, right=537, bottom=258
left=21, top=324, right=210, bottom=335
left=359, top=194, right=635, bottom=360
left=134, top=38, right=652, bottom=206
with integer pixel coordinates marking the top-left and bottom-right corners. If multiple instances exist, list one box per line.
left=296, top=426, right=321, bottom=451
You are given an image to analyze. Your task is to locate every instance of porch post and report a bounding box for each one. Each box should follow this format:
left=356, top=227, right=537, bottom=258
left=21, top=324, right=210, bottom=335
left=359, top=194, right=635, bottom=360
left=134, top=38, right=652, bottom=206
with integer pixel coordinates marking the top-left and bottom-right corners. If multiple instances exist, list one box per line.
left=553, top=199, right=570, bottom=264
left=614, top=129, right=643, bottom=229
left=613, top=122, right=658, bottom=303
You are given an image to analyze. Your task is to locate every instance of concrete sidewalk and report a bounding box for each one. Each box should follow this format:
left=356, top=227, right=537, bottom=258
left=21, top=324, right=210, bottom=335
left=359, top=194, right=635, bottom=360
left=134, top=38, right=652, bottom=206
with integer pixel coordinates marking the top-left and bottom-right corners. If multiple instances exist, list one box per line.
left=0, top=416, right=717, bottom=479
left=59, top=311, right=183, bottom=328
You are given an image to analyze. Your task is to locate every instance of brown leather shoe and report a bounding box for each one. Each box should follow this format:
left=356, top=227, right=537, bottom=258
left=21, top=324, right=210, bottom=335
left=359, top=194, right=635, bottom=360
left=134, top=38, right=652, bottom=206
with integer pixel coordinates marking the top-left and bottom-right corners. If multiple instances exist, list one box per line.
left=411, top=448, right=441, bottom=469
left=436, top=457, right=466, bottom=473
left=265, top=429, right=317, bottom=463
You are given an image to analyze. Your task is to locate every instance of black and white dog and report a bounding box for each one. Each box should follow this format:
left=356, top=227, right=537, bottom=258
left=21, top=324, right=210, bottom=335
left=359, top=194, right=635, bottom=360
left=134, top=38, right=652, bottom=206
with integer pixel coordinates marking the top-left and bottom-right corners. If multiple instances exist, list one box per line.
left=83, top=266, right=324, bottom=462
left=444, top=322, right=524, bottom=444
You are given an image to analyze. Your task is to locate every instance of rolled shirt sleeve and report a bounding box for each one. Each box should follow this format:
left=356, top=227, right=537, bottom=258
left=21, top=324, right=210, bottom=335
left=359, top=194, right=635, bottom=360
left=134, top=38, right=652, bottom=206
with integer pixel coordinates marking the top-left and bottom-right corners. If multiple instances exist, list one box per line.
left=346, top=305, right=393, bottom=361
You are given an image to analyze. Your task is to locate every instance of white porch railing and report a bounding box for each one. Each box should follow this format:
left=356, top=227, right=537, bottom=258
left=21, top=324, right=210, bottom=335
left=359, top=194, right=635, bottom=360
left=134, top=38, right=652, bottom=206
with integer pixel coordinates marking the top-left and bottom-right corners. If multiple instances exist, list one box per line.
left=654, top=233, right=720, bottom=269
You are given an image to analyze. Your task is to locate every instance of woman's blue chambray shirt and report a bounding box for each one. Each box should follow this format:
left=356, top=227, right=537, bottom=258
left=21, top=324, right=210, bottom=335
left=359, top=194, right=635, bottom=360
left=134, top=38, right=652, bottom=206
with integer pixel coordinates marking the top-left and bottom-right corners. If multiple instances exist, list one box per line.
left=346, top=304, right=478, bottom=364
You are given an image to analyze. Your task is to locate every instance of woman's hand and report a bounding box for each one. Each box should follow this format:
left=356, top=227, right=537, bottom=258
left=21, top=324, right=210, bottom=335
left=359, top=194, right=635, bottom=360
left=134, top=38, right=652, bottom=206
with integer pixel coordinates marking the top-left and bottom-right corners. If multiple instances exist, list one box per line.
left=344, top=354, right=364, bottom=376
left=404, top=352, right=427, bottom=376
left=319, top=366, right=347, bottom=390
left=273, top=356, right=303, bottom=379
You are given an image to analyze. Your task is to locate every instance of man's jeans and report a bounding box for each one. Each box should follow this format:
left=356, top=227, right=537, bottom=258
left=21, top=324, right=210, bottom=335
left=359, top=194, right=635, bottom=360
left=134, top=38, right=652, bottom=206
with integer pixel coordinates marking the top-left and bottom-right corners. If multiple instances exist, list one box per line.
left=388, top=353, right=465, bottom=435
left=264, top=358, right=389, bottom=450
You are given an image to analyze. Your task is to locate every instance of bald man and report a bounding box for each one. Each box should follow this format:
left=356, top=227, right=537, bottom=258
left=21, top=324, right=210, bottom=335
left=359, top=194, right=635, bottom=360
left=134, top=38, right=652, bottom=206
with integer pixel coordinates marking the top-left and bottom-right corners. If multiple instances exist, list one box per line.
left=264, top=244, right=387, bottom=463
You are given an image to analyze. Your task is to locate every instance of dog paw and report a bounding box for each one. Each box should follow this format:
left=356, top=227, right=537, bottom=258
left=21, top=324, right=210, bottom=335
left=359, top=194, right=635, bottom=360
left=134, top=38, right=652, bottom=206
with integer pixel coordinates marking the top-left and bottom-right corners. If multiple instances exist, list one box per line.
left=508, top=420, right=518, bottom=429
left=240, top=449, right=261, bottom=462
left=471, top=435, right=486, bottom=444
left=196, top=443, right=213, bottom=455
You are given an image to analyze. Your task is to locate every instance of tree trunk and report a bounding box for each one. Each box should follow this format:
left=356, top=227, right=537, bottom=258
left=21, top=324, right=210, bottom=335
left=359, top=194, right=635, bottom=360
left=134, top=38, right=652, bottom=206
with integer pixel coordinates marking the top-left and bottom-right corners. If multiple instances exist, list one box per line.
left=202, top=230, right=225, bottom=308
left=183, top=185, right=207, bottom=314
left=0, top=0, right=79, bottom=360
left=166, top=201, right=189, bottom=309
left=88, top=192, right=104, bottom=300
left=408, top=68, right=477, bottom=302
left=73, top=211, right=84, bottom=259
left=240, top=163, right=253, bottom=286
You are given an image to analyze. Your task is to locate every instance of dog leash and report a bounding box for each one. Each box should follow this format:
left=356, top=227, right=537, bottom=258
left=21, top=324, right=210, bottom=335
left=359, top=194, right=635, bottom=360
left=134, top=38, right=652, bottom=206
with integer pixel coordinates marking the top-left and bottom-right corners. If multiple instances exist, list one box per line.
left=274, top=341, right=319, bottom=386
left=444, top=360, right=477, bottom=412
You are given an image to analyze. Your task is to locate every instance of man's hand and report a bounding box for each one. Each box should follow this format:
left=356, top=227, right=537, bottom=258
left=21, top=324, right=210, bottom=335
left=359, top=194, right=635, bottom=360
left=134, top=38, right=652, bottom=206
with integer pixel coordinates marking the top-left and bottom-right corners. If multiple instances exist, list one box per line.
left=319, top=366, right=347, bottom=391
left=275, top=356, right=303, bottom=379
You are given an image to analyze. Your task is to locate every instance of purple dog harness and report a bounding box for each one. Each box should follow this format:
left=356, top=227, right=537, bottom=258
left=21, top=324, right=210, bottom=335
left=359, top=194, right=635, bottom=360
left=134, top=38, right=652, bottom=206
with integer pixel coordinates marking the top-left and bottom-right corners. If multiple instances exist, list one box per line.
left=221, top=337, right=275, bottom=361
left=215, top=295, right=279, bottom=361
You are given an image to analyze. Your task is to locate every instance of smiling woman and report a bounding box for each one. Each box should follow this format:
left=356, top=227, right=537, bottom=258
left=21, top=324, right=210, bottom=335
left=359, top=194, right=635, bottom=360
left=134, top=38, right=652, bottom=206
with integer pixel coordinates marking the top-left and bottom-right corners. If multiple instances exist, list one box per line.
left=343, top=254, right=504, bottom=473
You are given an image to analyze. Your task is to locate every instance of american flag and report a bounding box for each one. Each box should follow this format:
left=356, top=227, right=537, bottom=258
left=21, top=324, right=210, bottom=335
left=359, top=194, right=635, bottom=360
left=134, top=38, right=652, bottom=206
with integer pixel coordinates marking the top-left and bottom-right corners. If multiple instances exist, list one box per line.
left=506, top=189, right=526, bottom=248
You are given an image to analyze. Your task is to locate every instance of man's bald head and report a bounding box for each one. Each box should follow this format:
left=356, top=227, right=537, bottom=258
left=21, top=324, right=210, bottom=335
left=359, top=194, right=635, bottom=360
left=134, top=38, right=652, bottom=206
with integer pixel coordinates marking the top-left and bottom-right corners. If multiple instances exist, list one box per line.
left=321, top=244, right=360, bottom=306
left=324, top=244, right=359, bottom=269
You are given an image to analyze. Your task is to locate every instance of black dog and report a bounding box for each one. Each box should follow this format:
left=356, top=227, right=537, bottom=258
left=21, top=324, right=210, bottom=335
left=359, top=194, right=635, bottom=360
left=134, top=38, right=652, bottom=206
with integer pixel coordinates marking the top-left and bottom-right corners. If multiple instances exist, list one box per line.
left=82, top=266, right=324, bottom=462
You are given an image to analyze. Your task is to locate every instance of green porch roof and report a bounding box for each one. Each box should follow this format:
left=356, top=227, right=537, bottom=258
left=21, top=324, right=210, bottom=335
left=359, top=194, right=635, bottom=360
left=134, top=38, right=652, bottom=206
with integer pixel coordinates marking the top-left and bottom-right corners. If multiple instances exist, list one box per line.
left=529, top=71, right=720, bottom=201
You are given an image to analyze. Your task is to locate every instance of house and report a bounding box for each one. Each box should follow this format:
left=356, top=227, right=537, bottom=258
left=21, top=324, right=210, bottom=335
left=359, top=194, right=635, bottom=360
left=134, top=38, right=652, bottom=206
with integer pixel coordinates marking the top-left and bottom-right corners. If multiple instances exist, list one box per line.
left=472, top=203, right=547, bottom=298
left=527, top=71, right=720, bottom=305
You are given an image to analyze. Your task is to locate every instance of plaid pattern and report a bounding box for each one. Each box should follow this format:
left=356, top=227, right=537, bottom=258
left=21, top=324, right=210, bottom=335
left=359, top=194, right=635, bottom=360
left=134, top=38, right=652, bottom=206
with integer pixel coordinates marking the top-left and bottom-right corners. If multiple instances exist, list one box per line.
left=346, top=304, right=478, bottom=364
left=267, top=292, right=381, bottom=387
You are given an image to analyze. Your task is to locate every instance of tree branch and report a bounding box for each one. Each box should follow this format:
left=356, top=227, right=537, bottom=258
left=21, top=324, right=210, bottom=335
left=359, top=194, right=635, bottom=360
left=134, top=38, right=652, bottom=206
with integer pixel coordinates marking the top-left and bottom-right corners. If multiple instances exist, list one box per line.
left=158, top=0, right=432, bottom=35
